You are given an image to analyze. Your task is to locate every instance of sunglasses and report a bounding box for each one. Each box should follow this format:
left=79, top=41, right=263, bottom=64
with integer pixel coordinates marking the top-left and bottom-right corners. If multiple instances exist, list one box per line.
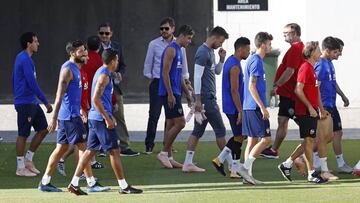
left=160, top=27, right=170, bottom=31
left=99, top=32, right=110, bottom=36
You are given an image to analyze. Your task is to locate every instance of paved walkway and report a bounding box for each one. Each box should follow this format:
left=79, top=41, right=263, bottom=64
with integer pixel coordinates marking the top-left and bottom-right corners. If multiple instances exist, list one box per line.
left=0, top=104, right=359, bottom=142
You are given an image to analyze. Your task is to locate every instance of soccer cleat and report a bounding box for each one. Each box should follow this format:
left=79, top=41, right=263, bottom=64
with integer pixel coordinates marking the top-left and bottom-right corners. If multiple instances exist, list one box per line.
left=56, top=161, right=66, bottom=176
left=229, top=172, right=241, bottom=179
left=211, top=157, right=226, bottom=176
left=321, top=171, right=339, bottom=181
left=338, top=164, right=353, bottom=174
left=238, top=166, right=255, bottom=185
left=119, top=185, right=143, bottom=194
left=25, top=159, right=40, bottom=174
left=308, top=171, right=328, bottom=184
left=16, top=168, right=37, bottom=177
left=182, top=164, right=205, bottom=173
left=91, top=161, right=104, bottom=169
left=251, top=176, right=264, bottom=185
left=156, top=153, right=173, bottom=168
left=87, top=182, right=111, bottom=192
left=38, top=181, right=62, bottom=192
left=278, top=163, right=292, bottom=181
left=169, top=159, right=183, bottom=168
left=120, top=149, right=140, bottom=157
left=143, top=146, right=153, bottom=155
left=260, top=146, right=279, bottom=159
left=294, top=157, right=306, bottom=176
left=68, top=184, right=88, bottom=195
left=353, top=170, right=360, bottom=176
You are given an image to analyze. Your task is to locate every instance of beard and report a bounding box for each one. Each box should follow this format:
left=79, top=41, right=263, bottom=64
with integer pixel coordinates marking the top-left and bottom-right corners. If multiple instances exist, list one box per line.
left=74, top=56, right=85, bottom=64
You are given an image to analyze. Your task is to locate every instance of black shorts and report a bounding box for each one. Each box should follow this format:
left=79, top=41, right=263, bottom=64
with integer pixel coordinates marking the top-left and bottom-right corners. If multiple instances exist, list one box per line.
left=324, top=106, right=342, bottom=132
left=278, top=96, right=296, bottom=119
left=161, top=94, right=184, bottom=119
left=297, top=113, right=318, bottom=138
left=15, top=104, right=48, bottom=137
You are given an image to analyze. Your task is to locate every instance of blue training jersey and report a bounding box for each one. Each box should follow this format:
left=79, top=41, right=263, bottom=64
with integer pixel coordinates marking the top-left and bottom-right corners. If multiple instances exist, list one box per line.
left=314, top=57, right=337, bottom=108
left=88, top=66, right=113, bottom=121
left=158, top=41, right=183, bottom=96
left=12, top=50, right=48, bottom=105
left=58, top=61, right=82, bottom=120
left=243, top=54, right=267, bottom=110
left=222, top=55, right=244, bottom=114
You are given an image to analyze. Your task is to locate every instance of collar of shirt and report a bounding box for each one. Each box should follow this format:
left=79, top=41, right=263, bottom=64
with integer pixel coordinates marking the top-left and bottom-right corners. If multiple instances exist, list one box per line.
left=160, top=35, right=176, bottom=43
left=101, top=41, right=112, bottom=49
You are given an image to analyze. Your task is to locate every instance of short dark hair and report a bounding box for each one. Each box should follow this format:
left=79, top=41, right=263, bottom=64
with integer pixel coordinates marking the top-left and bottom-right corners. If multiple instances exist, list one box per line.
left=322, top=36, right=341, bottom=51
left=98, top=22, right=111, bottom=31
left=234, top=37, right=250, bottom=51
left=254, top=32, right=273, bottom=48
left=285, top=23, right=301, bottom=36
left=210, top=26, right=229, bottom=39
left=303, top=41, right=319, bottom=60
left=177, top=25, right=195, bottom=36
left=20, top=32, right=37, bottom=49
left=87, top=36, right=101, bottom=51
left=160, top=17, right=175, bottom=27
left=102, top=48, right=118, bottom=65
left=65, top=40, right=85, bottom=55
left=334, top=37, right=344, bottom=47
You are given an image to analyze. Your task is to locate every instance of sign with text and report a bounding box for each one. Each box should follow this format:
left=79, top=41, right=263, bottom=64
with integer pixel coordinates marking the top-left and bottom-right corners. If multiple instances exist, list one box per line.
left=218, top=0, right=268, bottom=11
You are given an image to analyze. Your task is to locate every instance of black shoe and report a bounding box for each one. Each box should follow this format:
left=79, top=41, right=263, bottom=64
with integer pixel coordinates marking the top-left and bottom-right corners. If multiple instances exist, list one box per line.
left=308, top=171, right=328, bottom=184
left=98, top=150, right=106, bottom=157
left=119, top=185, right=143, bottom=194
left=91, top=161, right=104, bottom=169
left=68, top=183, right=88, bottom=195
left=278, top=163, right=292, bottom=181
left=38, top=181, right=62, bottom=192
left=211, top=158, right=226, bottom=176
left=143, top=146, right=153, bottom=155
left=120, top=149, right=140, bottom=157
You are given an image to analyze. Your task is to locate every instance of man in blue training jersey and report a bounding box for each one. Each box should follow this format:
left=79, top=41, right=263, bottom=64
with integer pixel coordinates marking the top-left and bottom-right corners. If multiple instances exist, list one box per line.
left=156, top=25, right=194, bottom=169
left=69, top=48, right=142, bottom=195
left=212, top=37, right=250, bottom=178
left=39, top=40, right=109, bottom=194
left=238, top=32, right=273, bottom=185
left=12, top=32, right=53, bottom=177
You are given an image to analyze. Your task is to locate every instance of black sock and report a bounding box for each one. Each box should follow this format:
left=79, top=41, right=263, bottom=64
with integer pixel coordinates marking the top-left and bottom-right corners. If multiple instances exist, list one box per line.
left=226, top=137, right=242, bottom=160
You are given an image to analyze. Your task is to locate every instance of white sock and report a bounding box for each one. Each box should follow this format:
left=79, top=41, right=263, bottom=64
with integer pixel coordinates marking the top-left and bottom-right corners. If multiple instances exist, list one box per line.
left=71, top=176, right=80, bottom=187
left=283, top=157, right=294, bottom=168
left=59, top=158, right=65, bottom=163
left=160, top=151, right=168, bottom=157
left=169, top=156, right=174, bottom=161
left=86, top=176, right=96, bottom=187
left=231, top=160, right=239, bottom=173
left=336, top=154, right=346, bottom=167
left=41, top=174, right=51, bottom=185
left=218, top=146, right=231, bottom=163
left=17, top=156, right=25, bottom=169
left=225, top=154, right=232, bottom=166
left=91, top=156, right=96, bottom=163
left=25, top=150, right=34, bottom=162
left=319, top=157, right=329, bottom=172
left=249, top=163, right=253, bottom=176
left=313, top=152, right=320, bottom=169
left=184, top=150, right=194, bottom=165
left=308, top=170, right=315, bottom=179
left=91, top=160, right=97, bottom=165
left=243, top=155, right=256, bottom=170
left=118, top=179, right=128, bottom=189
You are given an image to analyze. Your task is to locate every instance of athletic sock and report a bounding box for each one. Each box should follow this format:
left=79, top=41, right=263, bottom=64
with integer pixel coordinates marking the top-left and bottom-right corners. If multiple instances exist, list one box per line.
left=118, top=179, right=128, bottom=189
left=231, top=159, right=239, bottom=173
left=243, top=155, right=256, bottom=171
left=17, top=156, right=25, bottom=169
left=184, top=150, right=194, bottom=165
left=25, top=150, right=34, bottom=162
left=319, top=157, right=329, bottom=172
left=313, top=152, right=320, bottom=169
left=218, top=146, right=231, bottom=163
left=86, top=176, right=96, bottom=187
left=283, top=157, right=293, bottom=168
left=71, top=176, right=80, bottom=187
left=336, top=154, right=346, bottom=167
left=308, top=170, right=315, bottom=180
left=41, top=174, right=51, bottom=185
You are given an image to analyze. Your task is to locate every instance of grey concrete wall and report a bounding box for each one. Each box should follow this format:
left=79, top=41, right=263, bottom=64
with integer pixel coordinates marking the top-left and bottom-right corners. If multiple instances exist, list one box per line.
left=0, top=0, right=213, bottom=104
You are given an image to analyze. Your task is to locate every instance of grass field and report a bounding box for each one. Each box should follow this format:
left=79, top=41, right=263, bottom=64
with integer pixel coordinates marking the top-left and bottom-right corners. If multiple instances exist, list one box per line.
left=0, top=140, right=359, bottom=203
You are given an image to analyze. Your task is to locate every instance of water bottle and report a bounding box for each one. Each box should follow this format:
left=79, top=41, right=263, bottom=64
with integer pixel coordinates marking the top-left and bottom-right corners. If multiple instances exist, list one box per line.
left=270, top=96, right=276, bottom=109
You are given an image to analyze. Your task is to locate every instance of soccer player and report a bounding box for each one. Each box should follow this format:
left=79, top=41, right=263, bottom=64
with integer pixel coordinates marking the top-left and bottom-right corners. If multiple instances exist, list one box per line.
left=261, top=23, right=304, bottom=159
left=237, top=32, right=273, bottom=185
left=278, top=41, right=328, bottom=184
left=68, top=48, right=142, bottom=195
left=212, top=37, right=251, bottom=178
left=38, top=40, right=109, bottom=193
left=12, top=32, right=53, bottom=177
left=182, top=26, right=229, bottom=173
left=156, top=25, right=194, bottom=168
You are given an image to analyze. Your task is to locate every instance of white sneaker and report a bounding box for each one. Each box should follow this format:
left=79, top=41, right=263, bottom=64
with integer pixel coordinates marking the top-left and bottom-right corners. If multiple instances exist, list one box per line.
left=24, top=159, right=40, bottom=174
left=338, top=164, right=353, bottom=174
left=156, top=153, right=173, bottom=168
left=16, top=168, right=37, bottom=177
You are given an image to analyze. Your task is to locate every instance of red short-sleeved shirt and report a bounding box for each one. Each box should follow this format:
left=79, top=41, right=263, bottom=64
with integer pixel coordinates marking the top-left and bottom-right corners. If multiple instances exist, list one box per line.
left=295, top=61, right=319, bottom=116
left=275, top=41, right=304, bottom=100
left=82, top=50, right=103, bottom=106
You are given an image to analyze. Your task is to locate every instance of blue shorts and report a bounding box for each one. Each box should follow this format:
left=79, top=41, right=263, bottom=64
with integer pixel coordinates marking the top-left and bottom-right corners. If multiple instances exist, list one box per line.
left=225, top=113, right=242, bottom=136
left=161, top=94, right=184, bottom=119
left=57, top=117, right=87, bottom=145
left=242, top=109, right=271, bottom=138
left=324, top=106, right=342, bottom=132
left=15, top=104, right=48, bottom=137
left=87, top=119, right=119, bottom=152
left=192, top=95, right=226, bottom=138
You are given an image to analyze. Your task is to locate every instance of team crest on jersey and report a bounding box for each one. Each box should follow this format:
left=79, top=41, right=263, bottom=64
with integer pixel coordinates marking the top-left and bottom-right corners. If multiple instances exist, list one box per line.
left=82, top=133, right=87, bottom=139
left=27, top=117, right=32, bottom=123
left=315, top=79, right=319, bottom=87
left=84, top=82, right=88, bottom=90
left=178, top=108, right=183, bottom=114
left=288, top=108, right=295, bottom=117
left=310, top=129, right=315, bottom=135
left=266, top=128, right=270, bottom=134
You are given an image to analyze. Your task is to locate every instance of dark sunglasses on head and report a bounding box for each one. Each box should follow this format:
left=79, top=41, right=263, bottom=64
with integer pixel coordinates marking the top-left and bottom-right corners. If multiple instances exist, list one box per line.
left=160, top=27, right=170, bottom=31
left=99, top=32, right=110, bottom=36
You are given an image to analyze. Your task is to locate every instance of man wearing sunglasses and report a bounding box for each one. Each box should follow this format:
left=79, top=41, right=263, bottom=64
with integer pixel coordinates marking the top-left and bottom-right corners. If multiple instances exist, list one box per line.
left=97, top=23, right=139, bottom=157
left=143, top=17, right=191, bottom=155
